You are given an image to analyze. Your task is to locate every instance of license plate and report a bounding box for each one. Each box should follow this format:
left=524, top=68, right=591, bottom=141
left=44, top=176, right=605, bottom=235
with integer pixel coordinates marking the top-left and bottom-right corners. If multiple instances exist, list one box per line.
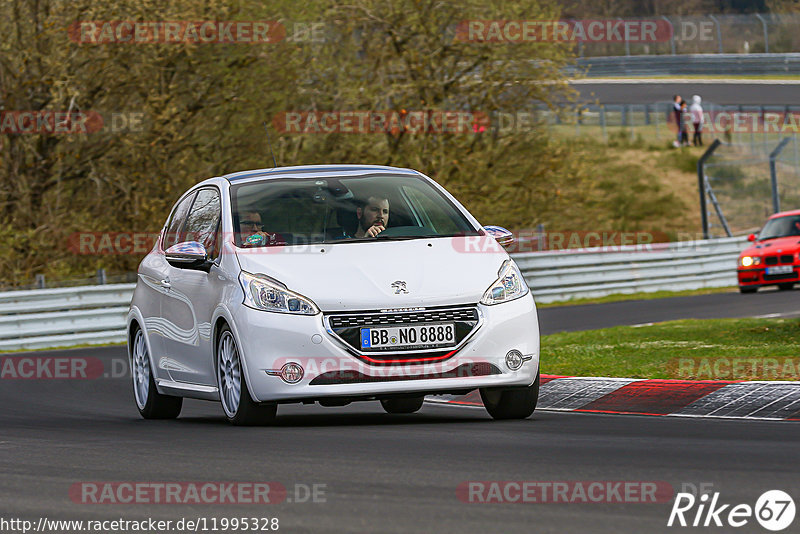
left=360, top=323, right=456, bottom=350
left=767, top=265, right=794, bottom=275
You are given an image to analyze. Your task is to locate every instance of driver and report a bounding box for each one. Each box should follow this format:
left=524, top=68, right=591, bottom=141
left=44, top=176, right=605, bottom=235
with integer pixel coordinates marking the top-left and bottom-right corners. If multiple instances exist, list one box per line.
left=354, top=195, right=390, bottom=238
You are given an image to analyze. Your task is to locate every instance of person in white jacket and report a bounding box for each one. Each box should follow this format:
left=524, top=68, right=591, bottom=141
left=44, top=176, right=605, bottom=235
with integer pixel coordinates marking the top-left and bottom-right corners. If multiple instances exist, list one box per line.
left=690, top=95, right=704, bottom=146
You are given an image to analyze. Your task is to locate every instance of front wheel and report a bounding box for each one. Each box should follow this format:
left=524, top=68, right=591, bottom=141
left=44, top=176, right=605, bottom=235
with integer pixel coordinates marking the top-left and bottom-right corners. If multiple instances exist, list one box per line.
left=217, top=326, right=277, bottom=426
left=480, top=372, right=540, bottom=420
left=131, top=327, right=182, bottom=419
left=380, top=396, right=425, bottom=414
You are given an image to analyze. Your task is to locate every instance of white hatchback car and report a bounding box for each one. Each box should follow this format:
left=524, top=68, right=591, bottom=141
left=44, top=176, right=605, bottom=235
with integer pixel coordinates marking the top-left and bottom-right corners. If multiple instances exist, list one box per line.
left=128, top=165, right=540, bottom=424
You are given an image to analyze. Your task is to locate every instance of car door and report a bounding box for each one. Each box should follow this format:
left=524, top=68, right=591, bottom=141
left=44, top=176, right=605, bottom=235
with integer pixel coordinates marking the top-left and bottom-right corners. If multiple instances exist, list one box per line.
left=141, top=191, right=196, bottom=376
left=159, top=187, right=223, bottom=385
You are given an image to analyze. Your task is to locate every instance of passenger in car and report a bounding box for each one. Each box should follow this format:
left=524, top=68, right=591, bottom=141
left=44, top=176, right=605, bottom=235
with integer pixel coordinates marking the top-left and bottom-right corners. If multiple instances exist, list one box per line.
left=239, top=210, right=273, bottom=246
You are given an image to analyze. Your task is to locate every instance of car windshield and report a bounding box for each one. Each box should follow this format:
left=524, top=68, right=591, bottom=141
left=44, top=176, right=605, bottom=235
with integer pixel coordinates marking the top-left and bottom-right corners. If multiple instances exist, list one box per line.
left=758, top=215, right=800, bottom=241
left=229, top=174, right=480, bottom=247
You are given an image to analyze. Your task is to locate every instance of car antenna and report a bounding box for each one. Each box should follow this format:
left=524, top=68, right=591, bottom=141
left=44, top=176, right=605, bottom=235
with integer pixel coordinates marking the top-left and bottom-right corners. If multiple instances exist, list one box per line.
left=262, top=121, right=278, bottom=168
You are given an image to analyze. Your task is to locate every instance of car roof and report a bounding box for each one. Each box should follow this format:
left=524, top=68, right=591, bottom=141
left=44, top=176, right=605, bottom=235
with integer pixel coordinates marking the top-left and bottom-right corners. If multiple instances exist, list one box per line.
left=769, top=209, right=800, bottom=219
left=223, top=164, right=421, bottom=183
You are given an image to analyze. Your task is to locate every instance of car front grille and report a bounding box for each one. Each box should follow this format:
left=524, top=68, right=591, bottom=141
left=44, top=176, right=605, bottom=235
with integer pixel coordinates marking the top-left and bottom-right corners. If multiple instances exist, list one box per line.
left=325, top=305, right=480, bottom=364
left=763, top=255, right=794, bottom=265
left=328, top=307, right=478, bottom=329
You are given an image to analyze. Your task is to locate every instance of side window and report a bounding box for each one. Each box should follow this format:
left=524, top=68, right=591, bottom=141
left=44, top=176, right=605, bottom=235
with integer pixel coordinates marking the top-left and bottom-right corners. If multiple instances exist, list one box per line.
left=163, top=192, right=196, bottom=250
left=183, top=188, right=222, bottom=259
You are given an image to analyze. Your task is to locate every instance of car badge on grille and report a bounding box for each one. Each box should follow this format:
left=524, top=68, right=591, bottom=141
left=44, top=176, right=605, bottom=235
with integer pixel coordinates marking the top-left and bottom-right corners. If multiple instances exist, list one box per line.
left=391, top=280, right=409, bottom=294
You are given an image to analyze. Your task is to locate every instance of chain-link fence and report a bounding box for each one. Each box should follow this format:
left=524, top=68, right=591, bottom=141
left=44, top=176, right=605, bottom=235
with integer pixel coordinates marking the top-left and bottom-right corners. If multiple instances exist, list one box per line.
left=539, top=102, right=800, bottom=154
left=577, top=13, right=800, bottom=57
left=701, top=139, right=800, bottom=237
left=532, top=101, right=800, bottom=237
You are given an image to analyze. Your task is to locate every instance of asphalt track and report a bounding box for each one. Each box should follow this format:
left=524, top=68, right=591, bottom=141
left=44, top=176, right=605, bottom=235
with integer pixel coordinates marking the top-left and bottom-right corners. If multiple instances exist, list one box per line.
left=572, top=80, right=800, bottom=105
left=3, top=292, right=800, bottom=533
left=537, top=286, right=800, bottom=335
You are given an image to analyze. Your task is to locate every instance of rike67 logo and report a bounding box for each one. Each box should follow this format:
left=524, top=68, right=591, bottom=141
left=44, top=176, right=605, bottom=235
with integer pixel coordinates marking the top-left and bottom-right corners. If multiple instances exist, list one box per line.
left=668, top=490, right=795, bottom=531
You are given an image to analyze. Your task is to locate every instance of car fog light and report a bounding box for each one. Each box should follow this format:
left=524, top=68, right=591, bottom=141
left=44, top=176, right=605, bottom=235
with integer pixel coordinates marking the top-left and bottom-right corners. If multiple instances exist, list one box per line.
left=505, top=350, right=524, bottom=371
left=280, top=362, right=304, bottom=384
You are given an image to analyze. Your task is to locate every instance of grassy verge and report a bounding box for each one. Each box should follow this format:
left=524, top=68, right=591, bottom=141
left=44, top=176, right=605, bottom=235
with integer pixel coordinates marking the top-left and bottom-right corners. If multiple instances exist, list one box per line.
left=536, top=286, right=738, bottom=308
left=542, top=317, right=800, bottom=380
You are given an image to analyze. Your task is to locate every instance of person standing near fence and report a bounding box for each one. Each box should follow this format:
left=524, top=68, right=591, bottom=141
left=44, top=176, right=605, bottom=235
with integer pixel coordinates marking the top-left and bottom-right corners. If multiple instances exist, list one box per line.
left=672, top=95, right=683, bottom=148
left=690, top=95, right=704, bottom=146
left=680, top=100, right=690, bottom=147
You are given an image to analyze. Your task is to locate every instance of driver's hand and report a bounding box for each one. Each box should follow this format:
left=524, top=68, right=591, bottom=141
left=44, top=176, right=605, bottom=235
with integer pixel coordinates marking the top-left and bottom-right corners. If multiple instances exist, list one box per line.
left=243, top=231, right=268, bottom=246
left=365, top=225, right=385, bottom=238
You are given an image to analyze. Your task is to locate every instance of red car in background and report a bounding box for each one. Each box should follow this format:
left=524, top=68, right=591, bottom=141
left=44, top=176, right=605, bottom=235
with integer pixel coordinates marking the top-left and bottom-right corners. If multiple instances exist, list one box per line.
left=738, top=210, right=800, bottom=293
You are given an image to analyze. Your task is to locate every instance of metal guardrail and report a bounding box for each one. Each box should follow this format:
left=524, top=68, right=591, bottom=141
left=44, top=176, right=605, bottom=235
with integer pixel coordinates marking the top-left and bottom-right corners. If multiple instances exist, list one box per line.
left=0, top=236, right=748, bottom=351
left=0, top=284, right=134, bottom=351
left=516, top=236, right=748, bottom=303
left=573, top=53, right=800, bottom=77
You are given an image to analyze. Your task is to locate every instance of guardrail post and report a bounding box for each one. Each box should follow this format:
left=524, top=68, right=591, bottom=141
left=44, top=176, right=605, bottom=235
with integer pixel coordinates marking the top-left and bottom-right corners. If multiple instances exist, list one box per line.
left=755, top=13, right=768, bottom=54
left=661, top=16, right=675, bottom=55
left=35, top=275, right=45, bottom=289
left=536, top=223, right=545, bottom=251
left=97, top=268, right=107, bottom=285
left=769, top=137, right=791, bottom=213
left=619, top=17, right=630, bottom=56
left=698, top=139, right=722, bottom=239
left=709, top=15, right=723, bottom=54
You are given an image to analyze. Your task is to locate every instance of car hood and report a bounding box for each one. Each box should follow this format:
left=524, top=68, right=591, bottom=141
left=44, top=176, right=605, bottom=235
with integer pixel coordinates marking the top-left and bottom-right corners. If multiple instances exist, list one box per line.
left=235, top=236, right=509, bottom=311
left=742, top=236, right=800, bottom=256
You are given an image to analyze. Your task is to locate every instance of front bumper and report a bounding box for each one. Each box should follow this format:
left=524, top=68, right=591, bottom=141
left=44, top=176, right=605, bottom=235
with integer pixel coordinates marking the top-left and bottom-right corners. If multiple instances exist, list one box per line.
left=232, top=295, right=540, bottom=403
left=737, top=265, right=799, bottom=287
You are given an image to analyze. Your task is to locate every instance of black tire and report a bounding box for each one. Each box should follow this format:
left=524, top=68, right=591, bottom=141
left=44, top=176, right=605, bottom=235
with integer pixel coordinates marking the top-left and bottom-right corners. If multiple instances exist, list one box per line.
left=130, top=326, right=182, bottom=419
left=778, top=283, right=794, bottom=291
left=739, top=286, right=758, bottom=294
left=380, top=396, right=425, bottom=414
left=217, top=325, right=277, bottom=426
left=480, top=372, right=540, bottom=420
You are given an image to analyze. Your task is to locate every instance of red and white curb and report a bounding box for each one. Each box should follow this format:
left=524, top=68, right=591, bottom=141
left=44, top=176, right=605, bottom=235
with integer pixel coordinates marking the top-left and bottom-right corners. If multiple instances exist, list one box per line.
left=426, top=376, right=800, bottom=420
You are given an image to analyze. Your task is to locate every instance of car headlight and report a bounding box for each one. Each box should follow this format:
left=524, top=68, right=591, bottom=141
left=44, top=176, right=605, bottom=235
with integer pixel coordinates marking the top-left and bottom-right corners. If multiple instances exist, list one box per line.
left=740, top=256, right=761, bottom=267
left=480, top=260, right=529, bottom=305
left=239, top=271, right=319, bottom=315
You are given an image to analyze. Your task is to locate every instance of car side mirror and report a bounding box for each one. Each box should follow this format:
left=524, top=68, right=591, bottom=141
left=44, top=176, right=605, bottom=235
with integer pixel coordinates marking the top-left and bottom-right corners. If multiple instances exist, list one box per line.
left=165, top=241, right=212, bottom=272
left=747, top=233, right=756, bottom=242
left=482, top=225, right=515, bottom=251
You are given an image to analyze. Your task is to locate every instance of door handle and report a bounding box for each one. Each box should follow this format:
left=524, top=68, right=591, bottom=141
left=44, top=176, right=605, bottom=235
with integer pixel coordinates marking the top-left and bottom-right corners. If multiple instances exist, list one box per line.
left=160, top=277, right=171, bottom=288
